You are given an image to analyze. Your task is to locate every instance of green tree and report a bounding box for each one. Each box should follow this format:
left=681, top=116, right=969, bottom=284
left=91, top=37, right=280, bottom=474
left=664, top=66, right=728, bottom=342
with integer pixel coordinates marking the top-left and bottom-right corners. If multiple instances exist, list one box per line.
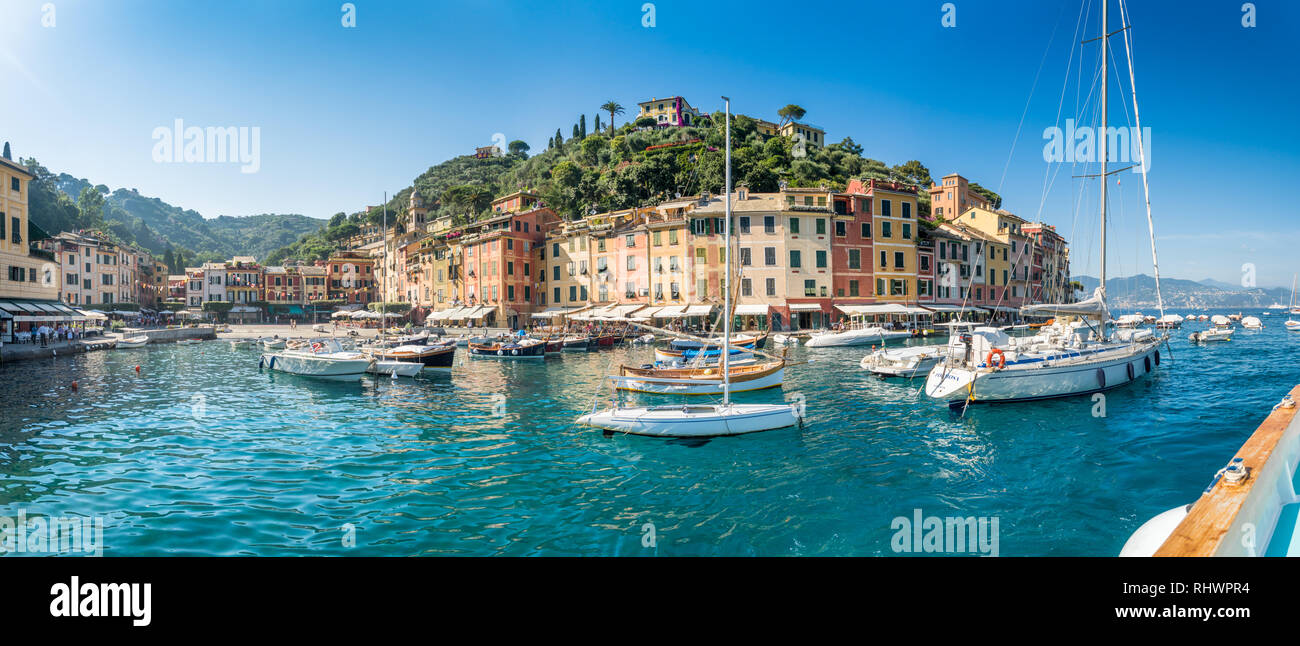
left=76, top=186, right=106, bottom=228
left=554, top=128, right=564, bottom=149
left=777, top=104, right=807, bottom=128
left=508, top=140, right=530, bottom=156
left=600, top=101, right=624, bottom=135
left=579, top=114, right=587, bottom=139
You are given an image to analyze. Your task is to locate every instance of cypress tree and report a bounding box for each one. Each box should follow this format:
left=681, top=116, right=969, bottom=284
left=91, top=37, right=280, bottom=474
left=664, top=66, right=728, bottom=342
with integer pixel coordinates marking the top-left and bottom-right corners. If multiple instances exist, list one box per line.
left=579, top=114, right=587, bottom=138
left=555, top=128, right=563, bottom=147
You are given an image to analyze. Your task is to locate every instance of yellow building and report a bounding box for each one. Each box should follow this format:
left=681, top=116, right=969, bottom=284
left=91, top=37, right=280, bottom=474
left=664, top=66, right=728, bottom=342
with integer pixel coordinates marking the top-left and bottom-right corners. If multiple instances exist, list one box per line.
left=645, top=198, right=694, bottom=308
left=859, top=180, right=920, bottom=304
left=636, top=96, right=701, bottom=127
left=754, top=119, right=826, bottom=150
left=949, top=205, right=1032, bottom=306
left=1, top=152, right=67, bottom=342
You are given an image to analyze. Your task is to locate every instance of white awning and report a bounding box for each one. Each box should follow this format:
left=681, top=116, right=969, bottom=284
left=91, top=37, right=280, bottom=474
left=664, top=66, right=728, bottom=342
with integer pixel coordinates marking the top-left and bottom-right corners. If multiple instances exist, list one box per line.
left=835, top=303, right=930, bottom=315
left=980, top=305, right=1020, bottom=313
left=331, top=310, right=354, bottom=318
left=648, top=305, right=686, bottom=318
left=683, top=304, right=713, bottom=317
left=463, top=306, right=493, bottom=319
left=789, top=303, right=823, bottom=312
left=606, top=304, right=646, bottom=319
left=77, top=309, right=108, bottom=320
left=734, top=304, right=768, bottom=316
left=921, top=304, right=969, bottom=313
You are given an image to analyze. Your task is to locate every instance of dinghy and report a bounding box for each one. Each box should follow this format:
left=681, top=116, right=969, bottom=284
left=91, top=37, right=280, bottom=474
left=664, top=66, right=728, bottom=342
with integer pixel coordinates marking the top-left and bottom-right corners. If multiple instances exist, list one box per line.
left=117, top=336, right=149, bottom=348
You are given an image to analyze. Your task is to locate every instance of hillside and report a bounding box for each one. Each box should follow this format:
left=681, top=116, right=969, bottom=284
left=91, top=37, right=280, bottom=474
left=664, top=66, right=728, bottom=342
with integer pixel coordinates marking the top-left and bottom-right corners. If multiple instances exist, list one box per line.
left=264, top=107, right=994, bottom=263
left=21, top=157, right=325, bottom=263
left=1075, top=274, right=1291, bottom=308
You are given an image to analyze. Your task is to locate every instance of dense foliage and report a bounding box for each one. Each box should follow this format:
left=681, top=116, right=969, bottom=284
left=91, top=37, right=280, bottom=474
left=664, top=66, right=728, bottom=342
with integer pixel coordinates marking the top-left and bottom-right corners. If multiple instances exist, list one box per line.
left=22, top=158, right=326, bottom=266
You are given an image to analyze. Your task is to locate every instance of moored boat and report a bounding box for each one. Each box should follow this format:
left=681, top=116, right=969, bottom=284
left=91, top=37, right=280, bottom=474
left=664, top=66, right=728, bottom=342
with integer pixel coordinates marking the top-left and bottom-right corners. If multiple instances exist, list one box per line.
left=366, top=360, right=424, bottom=377
left=117, top=335, right=149, bottom=348
left=1241, top=316, right=1263, bottom=330
left=259, top=339, right=373, bottom=380
left=561, top=336, right=594, bottom=352
left=368, top=341, right=455, bottom=370
left=468, top=338, right=546, bottom=359
left=260, top=337, right=286, bottom=349
left=805, top=326, right=911, bottom=347
left=610, top=360, right=785, bottom=395
left=861, top=344, right=955, bottom=379
left=1189, top=327, right=1232, bottom=343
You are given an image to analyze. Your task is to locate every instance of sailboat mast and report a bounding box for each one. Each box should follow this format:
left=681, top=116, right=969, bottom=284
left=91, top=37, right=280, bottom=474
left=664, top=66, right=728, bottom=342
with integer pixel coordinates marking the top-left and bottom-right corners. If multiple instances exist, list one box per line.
left=722, top=96, right=732, bottom=406
left=383, top=191, right=388, bottom=323
left=1099, top=0, right=1109, bottom=325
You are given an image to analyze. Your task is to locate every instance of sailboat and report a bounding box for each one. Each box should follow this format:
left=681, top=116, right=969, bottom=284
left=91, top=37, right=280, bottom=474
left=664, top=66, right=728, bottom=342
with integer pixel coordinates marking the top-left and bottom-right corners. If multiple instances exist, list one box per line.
left=1286, top=275, right=1300, bottom=331
left=576, top=97, right=802, bottom=436
left=925, top=0, right=1165, bottom=407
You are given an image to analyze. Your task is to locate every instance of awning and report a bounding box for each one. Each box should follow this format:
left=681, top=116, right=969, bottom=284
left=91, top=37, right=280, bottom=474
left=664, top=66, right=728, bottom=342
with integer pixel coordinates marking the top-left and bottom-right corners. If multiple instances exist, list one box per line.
left=230, top=305, right=260, bottom=313
left=835, top=303, right=930, bottom=315
left=331, top=310, right=354, bottom=318
left=980, top=305, right=1020, bottom=313
left=683, top=304, right=713, bottom=317
left=921, top=304, right=970, bottom=313
left=531, top=307, right=580, bottom=319
left=734, top=304, right=768, bottom=316
left=789, top=303, right=823, bottom=312
left=648, top=305, right=686, bottom=318
left=606, top=304, right=646, bottom=320
left=463, top=306, right=493, bottom=320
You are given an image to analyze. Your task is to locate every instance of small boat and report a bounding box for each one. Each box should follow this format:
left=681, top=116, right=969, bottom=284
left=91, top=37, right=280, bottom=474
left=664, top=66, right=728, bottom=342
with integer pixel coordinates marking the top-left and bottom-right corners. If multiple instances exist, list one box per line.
left=117, top=336, right=149, bottom=348
left=1154, top=314, right=1183, bottom=329
left=805, top=326, right=911, bottom=347
left=541, top=338, right=565, bottom=354
left=771, top=333, right=799, bottom=345
left=260, top=337, right=286, bottom=349
left=595, top=334, right=619, bottom=348
left=468, top=338, right=546, bottom=359
left=1189, top=328, right=1232, bottom=343
left=368, top=342, right=455, bottom=370
left=1241, top=316, right=1264, bottom=330
left=577, top=402, right=801, bottom=437
left=230, top=339, right=253, bottom=348
left=1198, top=315, right=1209, bottom=321
left=1115, top=314, right=1144, bottom=328
left=631, top=334, right=656, bottom=345
left=259, top=339, right=373, bottom=380
left=861, top=344, right=953, bottom=379
left=1286, top=320, right=1300, bottom=331
left=1266, top=302, right=1287, bottom=310
left=1228, top=313, right=1243, bottom=322
left=561, top=336, right=594, bottom=352
left=1210, top=314, right=1232, bottom=328
left=367, top=360, right=424, bottom=378
left=610, top=360, right=785, bottom=395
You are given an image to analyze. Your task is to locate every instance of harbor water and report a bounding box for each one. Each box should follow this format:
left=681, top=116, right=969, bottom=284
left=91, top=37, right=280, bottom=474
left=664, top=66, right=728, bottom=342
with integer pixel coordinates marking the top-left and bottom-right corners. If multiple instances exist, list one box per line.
left=2, top=311, right=1296, bottom=556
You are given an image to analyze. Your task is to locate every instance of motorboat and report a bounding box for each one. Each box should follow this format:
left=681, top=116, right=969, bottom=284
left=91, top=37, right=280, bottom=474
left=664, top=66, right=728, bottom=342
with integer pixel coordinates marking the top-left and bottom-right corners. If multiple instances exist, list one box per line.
left=230, top=338, right=253, bottom=348
left=1286, top=320, right=1300, bottom=332
left=1210, top=314, right=1232, bottom=328
left=861, top=344, right=959, bottom=379
left=1241, top=316, right=1263, bottom=330
left=1189, top=328, right=1232, bottom=343
left=1154, top=313, right=1183, bottom=329
left=259, top=338, right=373, bottom=380
left=771, top=333, right=800, bottom=345
left=367, top=360, right=424, bottom=378
left=609, top=360, right=784, bottom=395
left=561, top=336, right=594, bottom=352
left=1115, top=314, right=1144, bottom=328
left=468, top=337, right=546, bottom=359
left=117, top=335, right=149, bottom=348
left=805, top=326, right=911, bottom=347
left=576, top=98, right=802, bottom=437
left=260, top=337, right=286, bottom=349
left=367, top=341, right=455, bottom=370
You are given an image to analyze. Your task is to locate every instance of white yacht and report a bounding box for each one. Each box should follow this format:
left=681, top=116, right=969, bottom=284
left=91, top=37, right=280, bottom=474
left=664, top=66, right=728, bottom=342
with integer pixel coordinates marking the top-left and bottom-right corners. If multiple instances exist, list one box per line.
left=260, top=338, right=373, bottom=380
left=805, top=326, right=910, bottom=348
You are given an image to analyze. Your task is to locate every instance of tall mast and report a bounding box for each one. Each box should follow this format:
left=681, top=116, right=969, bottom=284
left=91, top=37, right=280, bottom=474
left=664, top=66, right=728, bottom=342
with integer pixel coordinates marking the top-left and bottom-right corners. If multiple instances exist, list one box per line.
left=1099, top=0, right=1109, bottom=325
left=383, top=191, right=388, bottom=323
left=722, top=96, right=732, bottom=406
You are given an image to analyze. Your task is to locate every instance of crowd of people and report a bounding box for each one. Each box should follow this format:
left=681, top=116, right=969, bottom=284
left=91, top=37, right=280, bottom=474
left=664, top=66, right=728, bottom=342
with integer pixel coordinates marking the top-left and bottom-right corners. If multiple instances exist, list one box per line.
left=17, top=324, right=87, bottom=346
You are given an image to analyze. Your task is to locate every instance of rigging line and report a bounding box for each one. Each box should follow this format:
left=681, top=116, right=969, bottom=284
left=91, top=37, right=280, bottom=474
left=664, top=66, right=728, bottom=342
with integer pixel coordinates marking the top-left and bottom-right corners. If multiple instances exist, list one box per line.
left=1036, top=0, right=1099, bottom=222
left=996, top=0, right=1070, bottom=196
left=1118, top=0, right=1164, bottom=321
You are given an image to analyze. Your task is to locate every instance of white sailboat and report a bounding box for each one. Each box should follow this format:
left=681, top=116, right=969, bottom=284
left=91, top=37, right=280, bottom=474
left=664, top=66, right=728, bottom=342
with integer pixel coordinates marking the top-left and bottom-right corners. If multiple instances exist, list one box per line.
left=925, top=0, right=1164, bottom=407
left=577, top=97, right=802, bottom=436
left=1286, top=275, right=1300, bottom=330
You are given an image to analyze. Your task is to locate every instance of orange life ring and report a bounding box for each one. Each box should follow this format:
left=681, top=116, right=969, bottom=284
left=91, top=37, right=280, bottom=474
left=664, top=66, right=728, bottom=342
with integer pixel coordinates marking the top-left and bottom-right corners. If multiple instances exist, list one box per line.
left=986, top=348, right=1006, bottom=369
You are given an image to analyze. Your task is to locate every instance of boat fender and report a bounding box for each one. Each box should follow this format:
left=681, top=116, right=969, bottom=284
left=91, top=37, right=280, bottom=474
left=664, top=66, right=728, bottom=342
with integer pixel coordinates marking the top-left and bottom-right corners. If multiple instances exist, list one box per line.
left=497, top=349, right=503, bottom=356
left=1143, top=356, right=1151, bottom=373
left=1126, top=363, right=1135, bottom=380
left=1153, top=350, right=1160, bottom=366
left=1096, top=368, right=1106, bottom=389
left=268, top=356, right=276, bottom=370
left=512, top=349, right=519, bottom=356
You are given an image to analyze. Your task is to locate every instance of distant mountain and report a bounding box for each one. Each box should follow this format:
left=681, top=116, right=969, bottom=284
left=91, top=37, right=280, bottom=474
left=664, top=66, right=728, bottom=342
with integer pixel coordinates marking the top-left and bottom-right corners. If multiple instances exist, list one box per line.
left=21, top=157, right=326, bottom=262
left=1076, top=274, right=1290, bottom=308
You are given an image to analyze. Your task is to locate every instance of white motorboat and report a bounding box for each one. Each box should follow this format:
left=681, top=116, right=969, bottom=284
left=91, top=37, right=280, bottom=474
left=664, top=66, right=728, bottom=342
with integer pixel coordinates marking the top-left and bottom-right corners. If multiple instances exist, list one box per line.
left=367, top=360, right=423, bottom=377
left=1115, top=314, right=1144, bottom=328
left=1189, top=328, right=1232, bottom=343
left=805, top=326, right=910, bottom=347
left=861, top=344, right=955, bottom=379
left=260, top=338, right=373, bottom=380
left=576, top=98, right=802, bottom=437
left=117, top=335, right=149, bottom=348
left=1154, top=313, right=1183, bottom=329
left=260, top=337, right=286, bottom=349
left=1286, top=320, right=1300, bottom=331
left=1241, top=316, right=1263, bottom=330
left=770, top=333, right=799, bottom=345
left=230, top=339, right=253, bottom=348
left=1210, top=314, right=1232, bottom=327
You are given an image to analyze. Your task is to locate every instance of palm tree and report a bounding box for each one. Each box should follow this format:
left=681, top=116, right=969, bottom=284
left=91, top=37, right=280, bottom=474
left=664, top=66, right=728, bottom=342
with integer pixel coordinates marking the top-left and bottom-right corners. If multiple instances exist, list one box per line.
left=600, top=101, right=624, bottom=135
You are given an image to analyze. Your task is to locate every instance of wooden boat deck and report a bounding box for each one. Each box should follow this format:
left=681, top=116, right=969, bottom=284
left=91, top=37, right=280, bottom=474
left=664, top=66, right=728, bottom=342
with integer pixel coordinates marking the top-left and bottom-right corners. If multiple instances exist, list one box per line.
left=1154, top=383, right=1300, bottom=556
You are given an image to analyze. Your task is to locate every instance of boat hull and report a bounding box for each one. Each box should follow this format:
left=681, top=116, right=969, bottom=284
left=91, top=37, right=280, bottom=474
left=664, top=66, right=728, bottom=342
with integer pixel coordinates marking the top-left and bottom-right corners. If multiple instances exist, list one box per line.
left=468, top=341, right=546, bottom=359
left=260, top=352, right=371, bottom=380
left=577, top=403, right=801, bottom=437
left=611, top=367, right=784, bottom=395
left=372, top=343, right=455, bottom=370
left=925, top=343, right=1160, bottom=404
left=805, top=328, right=910, bottom=347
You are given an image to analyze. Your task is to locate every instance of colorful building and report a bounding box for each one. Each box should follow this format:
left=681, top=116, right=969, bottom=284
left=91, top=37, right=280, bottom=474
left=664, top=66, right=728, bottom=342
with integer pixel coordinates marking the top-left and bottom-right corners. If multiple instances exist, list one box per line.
left=636, top=96, right=701, bottom=128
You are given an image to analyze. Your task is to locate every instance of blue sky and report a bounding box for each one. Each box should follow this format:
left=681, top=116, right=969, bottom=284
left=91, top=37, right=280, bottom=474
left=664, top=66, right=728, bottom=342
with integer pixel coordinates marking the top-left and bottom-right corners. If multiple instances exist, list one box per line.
left=1, top=0, right=1297, bottom=285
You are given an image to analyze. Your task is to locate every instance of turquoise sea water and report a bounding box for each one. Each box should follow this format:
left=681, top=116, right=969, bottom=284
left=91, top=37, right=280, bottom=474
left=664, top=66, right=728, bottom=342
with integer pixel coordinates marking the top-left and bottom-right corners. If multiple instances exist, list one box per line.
left=2, top=310, right=1297, bottom=556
